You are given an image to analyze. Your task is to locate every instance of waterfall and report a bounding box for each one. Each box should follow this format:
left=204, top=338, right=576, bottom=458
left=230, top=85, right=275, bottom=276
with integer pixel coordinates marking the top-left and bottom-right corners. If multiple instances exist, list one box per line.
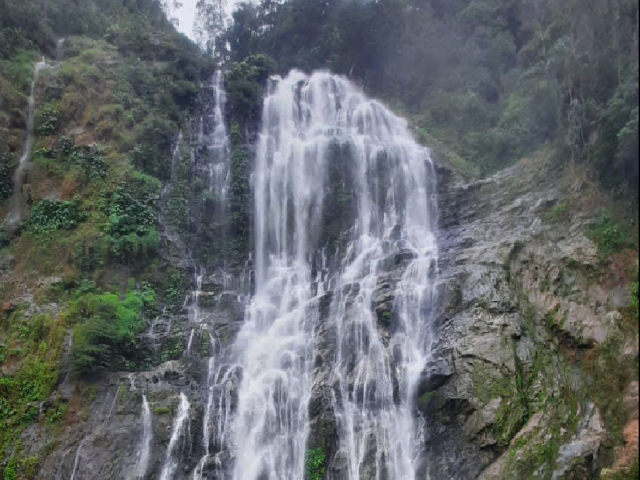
left=205, top=71, right=230, bottom=215
left=135, top=395, right=153, bottom=480
left=56, top=38, right=65, bottom=61
left=69, top=439, right=86, bottom=480
left=171, top=130, right=183, bottom=180
left=4, top=58, right=47, bottom=230
left=192, top=333, right=219, bottom=480
left=214, top=70, right=437, bottom=479
left=186, top=328, right=196, bottom=356
left=159, top=392, right=191, bottom=480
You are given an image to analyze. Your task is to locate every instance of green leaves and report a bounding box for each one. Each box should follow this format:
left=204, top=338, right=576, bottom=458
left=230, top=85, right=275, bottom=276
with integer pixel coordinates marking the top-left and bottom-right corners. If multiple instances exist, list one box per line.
left=304, top=447, right=326, bottom=480
left=226, top=55, right=275, bottom=123
left=102, top=178, right=160, bottom=262
left=587, top=210, right=631, bottom=257
left=35, top=103, right=60, bottom=137
left=26, top=200, right=87, bottom=235
left=70, top=288, right=156, bottom=376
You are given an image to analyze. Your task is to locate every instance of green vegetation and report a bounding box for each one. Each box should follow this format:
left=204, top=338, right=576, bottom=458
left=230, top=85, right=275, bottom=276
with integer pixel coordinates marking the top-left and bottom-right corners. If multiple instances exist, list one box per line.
left=546, top=201, right=568, bottom=222
left=304, top=447, right=326, bottom=480
left=0, top=0, right=214, bottom=474
left=417, top=391, right=436, bottom=409
left=35, top=103, right=60, bottom=137
left=70, top=287, right=155, bottom=376
left=223, top=0, right=638, bottom=204
left=0, top=307, right=66, bottom=460
left=26, top=200, right=86, bottom=235
left=587, top=210, right=631, bottom=257
left=225, top=54, right=275, bottom=122
left=227, top=122, right=253, bottom=263
left=102, top=177, right=160, bottom=263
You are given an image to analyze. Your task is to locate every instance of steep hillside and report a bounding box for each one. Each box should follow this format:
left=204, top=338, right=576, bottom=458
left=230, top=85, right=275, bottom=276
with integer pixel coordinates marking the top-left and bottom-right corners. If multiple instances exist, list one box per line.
left=0, top=1, right=637, bottom=480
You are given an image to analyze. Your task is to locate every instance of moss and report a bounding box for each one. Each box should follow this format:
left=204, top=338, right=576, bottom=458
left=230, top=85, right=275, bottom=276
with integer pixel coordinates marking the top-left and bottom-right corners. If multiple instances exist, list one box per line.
left=154, top=406, right=171, bottom=415
left=226, top=122, right=252, bottom=264
left=418, top=391, right=436, bottom=409
left=413, top=124, right=480, bottom=179
left=158, top=336, right=183, bottom=364
left=546, top=201, right=569, bottom=222
left=587, top=333, right=639, bottom=448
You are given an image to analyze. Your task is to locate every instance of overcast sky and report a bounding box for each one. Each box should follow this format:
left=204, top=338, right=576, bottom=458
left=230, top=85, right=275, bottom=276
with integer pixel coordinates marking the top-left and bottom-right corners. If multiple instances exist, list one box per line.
left=169, top=0, right=241, bottom=39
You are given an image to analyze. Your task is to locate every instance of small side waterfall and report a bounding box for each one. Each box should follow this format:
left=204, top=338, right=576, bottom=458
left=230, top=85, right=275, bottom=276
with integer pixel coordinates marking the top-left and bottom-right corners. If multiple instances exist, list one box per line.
left=207, top=71, right=230, bottom=209
left=56, top=38, right=65, bottom=61
left=69, top=439, right=86, bottom=480
left=134, top=395, right=153, bottom=480
left=192, top=333, right=218, bottom=480
left=159, top=392, right=191, bottom=480
left=5, top=58, right=47, bottom=230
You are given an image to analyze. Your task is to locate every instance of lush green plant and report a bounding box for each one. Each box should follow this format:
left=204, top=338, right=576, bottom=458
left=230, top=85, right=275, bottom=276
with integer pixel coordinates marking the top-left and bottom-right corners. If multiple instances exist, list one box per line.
left=102, top=178, right=159, bottom=262
left=26, top=199, right=87, bottom=235
left=72, top=145, right=107, bottom=181
left=70, top=288, right=155, bottom=376
left=587, top=211, right=630, bottom=257
left=35, top=103, right=60, bottom=137
left=304, top=447, right=326, bottom=480
left=164, top=269, right=186, bottom=306
left=3, top=465, right=17, bottom=480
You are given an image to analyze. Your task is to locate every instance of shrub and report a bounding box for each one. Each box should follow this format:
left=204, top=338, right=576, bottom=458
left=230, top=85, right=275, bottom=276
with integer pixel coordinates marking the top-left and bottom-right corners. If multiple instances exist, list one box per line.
left=70, top=289, right=155, bottom=376
left=304, top=447, right=326, bottom=480
left=35, top=103, right=60, bottom=137
left=131, top=116, right=176, bottom=181
left=26, top=199, right=86, bottom=235
left=102, top=178, right=159, bottom=262
left=226, top=54, right=275, bottom=122
left=587, top=211, right=630, bottom=257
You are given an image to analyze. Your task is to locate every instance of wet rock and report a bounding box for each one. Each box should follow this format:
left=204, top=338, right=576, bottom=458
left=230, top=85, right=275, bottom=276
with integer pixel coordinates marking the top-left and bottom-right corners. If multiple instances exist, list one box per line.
left=551, top=404, right=605, bottom=480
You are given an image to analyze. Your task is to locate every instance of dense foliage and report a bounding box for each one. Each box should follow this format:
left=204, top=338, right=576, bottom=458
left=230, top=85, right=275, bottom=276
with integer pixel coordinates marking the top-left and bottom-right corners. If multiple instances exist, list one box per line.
left=70, top=287, right=155, bottom=375
left=102, top=175, right=161, bottom=262
left=26, top=199, right=86, bottom=235
left=221, top=0, right=639, bottom=203
left=0, top=1, right=213, bottom=471
left=304, top=447, right=326, bottom=480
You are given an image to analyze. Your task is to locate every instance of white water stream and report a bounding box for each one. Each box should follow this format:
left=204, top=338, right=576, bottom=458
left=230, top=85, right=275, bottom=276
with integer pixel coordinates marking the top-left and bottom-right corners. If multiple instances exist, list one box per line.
left=134, top=395, right=153, bottom=480
left=4, top=58, right=47, bottom=230
left=159, top=392, right=191, bottom=480
left=208, top=70, right=438, bottom=480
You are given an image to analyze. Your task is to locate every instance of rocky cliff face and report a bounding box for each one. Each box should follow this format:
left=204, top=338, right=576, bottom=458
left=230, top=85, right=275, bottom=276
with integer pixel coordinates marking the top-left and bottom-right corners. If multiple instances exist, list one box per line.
left=421, top=157, right=638, bottom=479
left=25, top=153, right=637, bottom=480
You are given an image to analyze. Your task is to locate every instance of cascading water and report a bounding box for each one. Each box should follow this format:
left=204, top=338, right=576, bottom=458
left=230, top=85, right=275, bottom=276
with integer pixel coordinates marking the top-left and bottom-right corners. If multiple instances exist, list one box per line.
left=201, top=71, right=230, bottom=215
left=56, top=38, right=65, bottom=61
left=134, top=395, right=153, bottom=480
left=4, top=58, right=47, bottom=230
left=210, top=70, right=438, bottom=480
left=159, top=392, right=191, bottom=480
